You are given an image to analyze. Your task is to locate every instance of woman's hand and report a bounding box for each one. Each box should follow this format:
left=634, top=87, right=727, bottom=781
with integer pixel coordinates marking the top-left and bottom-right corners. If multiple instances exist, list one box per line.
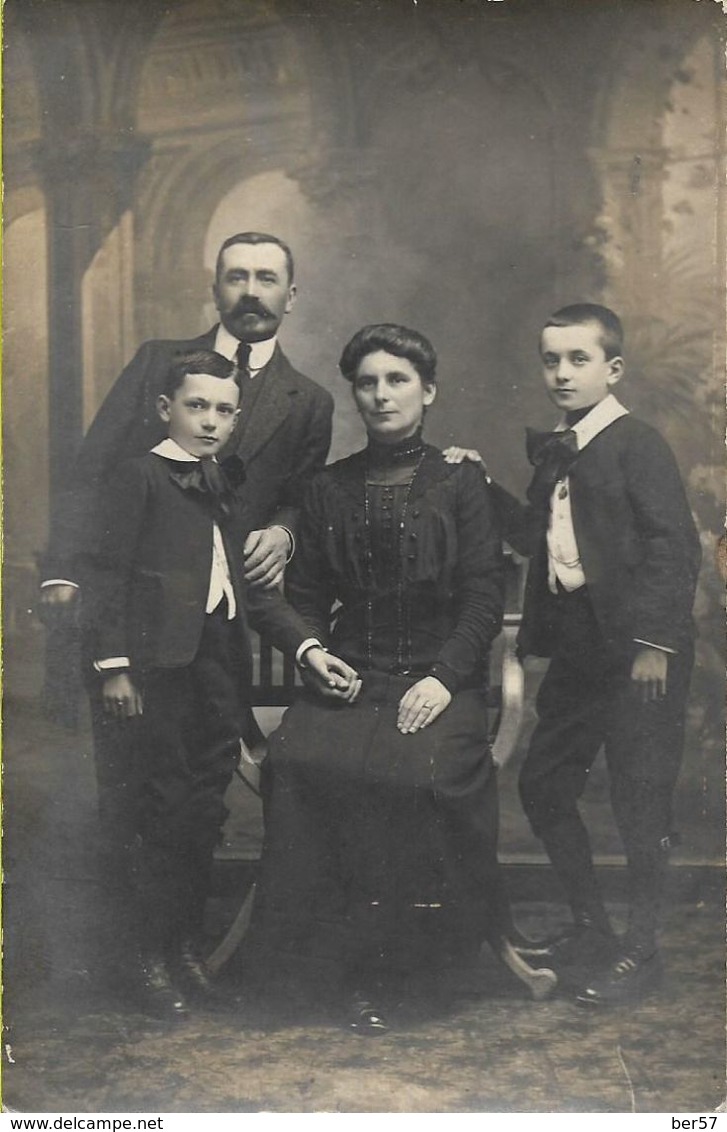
left=102, top=672, right=143, bottom=719
left=301, top=647, right=362, bottom=703
left=397, top=676, right=451, bottom=733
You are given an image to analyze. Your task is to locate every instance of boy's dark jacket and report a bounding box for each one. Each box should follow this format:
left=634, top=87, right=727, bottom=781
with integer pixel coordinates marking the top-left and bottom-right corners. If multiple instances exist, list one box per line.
left=77, top=451, right=311, bottom=674
left=490, top=414, right=701, bottom=660
left=43, top=334, right=334, bottom=581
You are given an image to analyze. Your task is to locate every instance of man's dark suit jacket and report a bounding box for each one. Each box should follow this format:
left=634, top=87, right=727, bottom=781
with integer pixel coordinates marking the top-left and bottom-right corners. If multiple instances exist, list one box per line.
left=79, top=452, right=312, bottom=677
left=44, top=328, right=334, bottom=581
left=490, top=414, right=701, bottom=660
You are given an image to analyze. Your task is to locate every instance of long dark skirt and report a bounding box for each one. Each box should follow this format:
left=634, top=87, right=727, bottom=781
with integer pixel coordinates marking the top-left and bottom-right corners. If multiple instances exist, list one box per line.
left=247, top=671, right=511, bottom=988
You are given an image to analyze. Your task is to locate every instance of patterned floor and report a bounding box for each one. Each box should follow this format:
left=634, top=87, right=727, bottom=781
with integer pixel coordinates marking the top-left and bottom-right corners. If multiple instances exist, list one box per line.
left=4, top=898, right=724, bottom=1114
left=3, top=695, right=724, bottom=1114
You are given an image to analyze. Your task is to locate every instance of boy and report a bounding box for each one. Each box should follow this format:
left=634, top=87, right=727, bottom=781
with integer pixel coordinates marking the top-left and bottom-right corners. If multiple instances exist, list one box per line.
left=484, top=304, right=700, bottom=1005
left=80, top=349, right=357, bottom=1020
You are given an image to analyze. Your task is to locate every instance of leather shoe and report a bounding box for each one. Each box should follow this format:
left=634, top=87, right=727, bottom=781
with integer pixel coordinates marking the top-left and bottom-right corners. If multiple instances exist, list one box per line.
left=574, top=947, right=663, bottom=1007
left=173, top=939, right=235, bottom=1010
left=347, top=993, right=390, bottom=1035
left=137, top=954, right=189, bottom=1020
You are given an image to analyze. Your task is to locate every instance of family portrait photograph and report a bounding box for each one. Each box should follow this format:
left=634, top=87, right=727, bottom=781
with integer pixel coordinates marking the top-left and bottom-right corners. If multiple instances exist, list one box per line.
left=2, top=0, right=725, bottom=1120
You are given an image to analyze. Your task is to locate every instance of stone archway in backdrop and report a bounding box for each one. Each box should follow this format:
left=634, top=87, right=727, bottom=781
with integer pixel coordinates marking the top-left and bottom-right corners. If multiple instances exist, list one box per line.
left=128, top=0, right=344, bottom=347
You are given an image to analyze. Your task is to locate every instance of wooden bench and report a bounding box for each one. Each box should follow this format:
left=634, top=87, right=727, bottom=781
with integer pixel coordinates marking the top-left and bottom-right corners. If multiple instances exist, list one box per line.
left=206, top=550, right=527, bottom=973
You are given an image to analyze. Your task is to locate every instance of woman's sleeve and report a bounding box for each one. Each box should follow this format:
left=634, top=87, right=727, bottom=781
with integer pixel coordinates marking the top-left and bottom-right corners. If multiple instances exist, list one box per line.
left=284, top=477, right=338, bottom=643
left=430, top=463, right=506, bottom=694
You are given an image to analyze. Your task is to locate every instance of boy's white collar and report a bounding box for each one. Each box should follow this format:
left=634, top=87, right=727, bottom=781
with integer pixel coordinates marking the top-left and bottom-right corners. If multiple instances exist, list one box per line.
left=556, top=393, right=629, bottom=451
left=151, top=437, right=211, bottom=463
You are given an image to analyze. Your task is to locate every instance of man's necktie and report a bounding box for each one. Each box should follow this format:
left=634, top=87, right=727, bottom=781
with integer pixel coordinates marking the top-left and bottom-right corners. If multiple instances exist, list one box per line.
left=235, top=341, right=251, bottom=379
left=234, top=342, right=251, bottom=414
left=525, top=427, right=579, bottom=510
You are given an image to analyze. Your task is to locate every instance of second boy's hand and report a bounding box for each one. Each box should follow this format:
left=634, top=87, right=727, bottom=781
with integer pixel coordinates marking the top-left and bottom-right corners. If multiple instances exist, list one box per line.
left=631, top=645, right=668, bottom=703
left=442, top=446, right=484, bottom=467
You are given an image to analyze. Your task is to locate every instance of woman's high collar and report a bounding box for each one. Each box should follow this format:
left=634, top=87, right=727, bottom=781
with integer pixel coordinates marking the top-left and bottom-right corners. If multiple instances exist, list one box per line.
left=365, top=428, right=425, bottom=468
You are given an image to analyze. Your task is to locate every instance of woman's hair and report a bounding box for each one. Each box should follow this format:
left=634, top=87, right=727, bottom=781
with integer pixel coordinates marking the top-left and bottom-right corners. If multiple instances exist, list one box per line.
left=162, top=349, right=239, bottom=397
left=338, top=324, right=437, bottom=385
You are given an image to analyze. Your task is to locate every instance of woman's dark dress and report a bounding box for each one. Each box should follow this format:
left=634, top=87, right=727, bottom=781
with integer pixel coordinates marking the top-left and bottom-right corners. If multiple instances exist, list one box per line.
left=251, top=438, right=507, bottom=982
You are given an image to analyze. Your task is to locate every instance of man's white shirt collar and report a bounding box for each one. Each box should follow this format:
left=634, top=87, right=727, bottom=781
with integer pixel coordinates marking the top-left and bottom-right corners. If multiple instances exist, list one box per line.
left=152, top=437, right=204, bottom=462
left=556, top=393, right=629, bottom=452
left=214, top=325, right=277, bottom=372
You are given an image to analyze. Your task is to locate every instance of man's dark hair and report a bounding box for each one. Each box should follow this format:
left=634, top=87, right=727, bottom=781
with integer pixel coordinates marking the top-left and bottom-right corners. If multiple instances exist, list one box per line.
left=162, top=349, right=239, bottom=398
left=338, top=323, right=437, bottom=385
left=215, top=232, right=295, bottom=284
left=543, top=303, right=624, bottom=360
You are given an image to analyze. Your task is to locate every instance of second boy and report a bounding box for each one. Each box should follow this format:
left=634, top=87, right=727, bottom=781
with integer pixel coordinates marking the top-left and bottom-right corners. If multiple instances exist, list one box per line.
left=479, top=304, right=700, bottom=1005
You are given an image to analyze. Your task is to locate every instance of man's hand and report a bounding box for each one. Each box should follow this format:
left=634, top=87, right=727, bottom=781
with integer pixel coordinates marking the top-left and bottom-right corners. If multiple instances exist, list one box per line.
left=243, top=527, right=291, bottom=588
left=442, top=446, right=485, bottom=467
left=300, top=647, right=362, bottom=703
left=102, top=672, right=143, bottom=719
left=631, top=645, right=668, bottom=704
left=397, top=675, right=451, bottom=734
left=38, top=583, right=79, bottom=626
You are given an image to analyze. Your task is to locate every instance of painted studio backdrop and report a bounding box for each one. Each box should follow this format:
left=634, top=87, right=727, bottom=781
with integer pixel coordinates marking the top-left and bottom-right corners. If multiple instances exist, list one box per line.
left=3, top=0, right=724, bottom=944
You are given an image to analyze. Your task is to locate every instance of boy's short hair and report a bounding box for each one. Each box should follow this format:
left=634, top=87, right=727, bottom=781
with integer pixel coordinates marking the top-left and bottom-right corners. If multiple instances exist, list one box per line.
left=163, top=350, right=239, bottom=398
left=215, top=232, right=295, bottom=284
left=338, top=323, right=437, bottom=385
left=543, top=303, right=624, bottom=360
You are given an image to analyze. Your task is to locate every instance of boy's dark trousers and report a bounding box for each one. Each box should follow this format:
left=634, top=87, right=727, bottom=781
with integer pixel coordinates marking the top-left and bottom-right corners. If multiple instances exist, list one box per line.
left=518, top=585, right=693, bottom=953
left=93, top=604, right=246, bottom=958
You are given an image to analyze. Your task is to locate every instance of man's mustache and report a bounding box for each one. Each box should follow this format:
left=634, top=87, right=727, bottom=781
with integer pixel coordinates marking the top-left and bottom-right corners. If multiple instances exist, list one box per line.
left=231, top=297, right=273, bottom=319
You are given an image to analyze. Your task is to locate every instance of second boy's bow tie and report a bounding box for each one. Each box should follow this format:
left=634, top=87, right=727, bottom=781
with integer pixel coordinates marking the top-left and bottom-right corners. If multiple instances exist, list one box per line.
left=525, top=427, right=579, bottom=467
left=525, top=427, right=579, bottom=510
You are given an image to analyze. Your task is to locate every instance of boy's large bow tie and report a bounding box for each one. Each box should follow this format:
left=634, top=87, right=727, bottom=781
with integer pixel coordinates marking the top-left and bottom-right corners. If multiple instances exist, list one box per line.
left=525, top=427, right=579, bottom=466
left=525, top=427, right=579, bottom=510
left=168, top=455, right=245, bottom=519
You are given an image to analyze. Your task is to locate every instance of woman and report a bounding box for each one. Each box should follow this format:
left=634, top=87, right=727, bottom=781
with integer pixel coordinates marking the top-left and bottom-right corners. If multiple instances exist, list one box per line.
left=250, top=324, right=555, bottom=1031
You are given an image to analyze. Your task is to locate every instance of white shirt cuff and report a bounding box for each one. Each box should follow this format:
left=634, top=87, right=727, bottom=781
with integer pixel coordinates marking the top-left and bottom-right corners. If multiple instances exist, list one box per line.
left=296, top=638, right=325, bottom=667
left=93, top=657, right=131, bottom=672
left=41, top=579, right=79, bottom=589
left=633, top=639, right=677, bottom=655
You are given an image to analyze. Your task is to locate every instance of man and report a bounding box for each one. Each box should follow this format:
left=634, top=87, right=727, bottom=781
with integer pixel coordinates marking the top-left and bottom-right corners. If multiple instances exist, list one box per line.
left=38, top=234, right=334, bottom=988
left=41, top=231, right=333, bottom=601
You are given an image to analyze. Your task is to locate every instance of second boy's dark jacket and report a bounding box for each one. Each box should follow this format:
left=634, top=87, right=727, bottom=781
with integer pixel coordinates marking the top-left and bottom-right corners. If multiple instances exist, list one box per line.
left=45, top=330, right=334, bottom=580
left=490, top=414, right=701, bottom=660
left=78, top=452, right=312, bottom=675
